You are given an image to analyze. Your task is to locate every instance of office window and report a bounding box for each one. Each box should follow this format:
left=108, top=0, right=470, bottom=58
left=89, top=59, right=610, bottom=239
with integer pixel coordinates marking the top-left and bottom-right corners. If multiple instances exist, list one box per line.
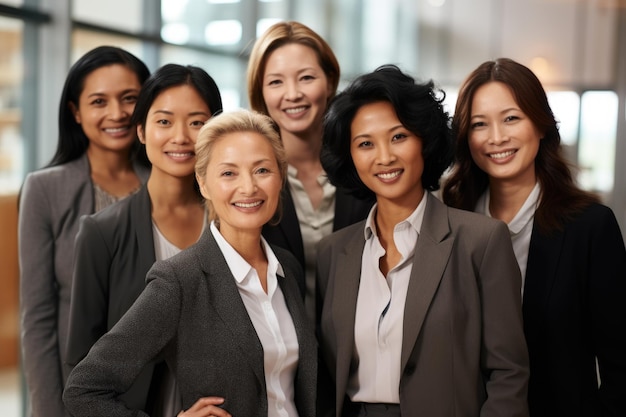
left=71, top=29, right=145, bottom=64
left=0, top=16, right=23, bottom=195
left=73, top=0, right=144, bottom=33
left=578, top=90, right=618, bottom=194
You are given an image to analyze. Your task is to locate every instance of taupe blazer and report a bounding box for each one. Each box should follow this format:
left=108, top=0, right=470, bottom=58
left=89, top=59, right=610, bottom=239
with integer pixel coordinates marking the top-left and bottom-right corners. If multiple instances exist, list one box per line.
left=18, top=154, right=149, bottom=417
left=316, top=193, right=530, bottom=417
left=63, top=229, right=317, bottom=417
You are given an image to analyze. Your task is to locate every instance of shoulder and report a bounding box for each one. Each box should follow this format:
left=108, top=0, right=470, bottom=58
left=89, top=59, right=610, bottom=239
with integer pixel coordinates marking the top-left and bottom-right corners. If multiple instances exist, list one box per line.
left=22, top=158, right=89, bottom=192
left=561, top=202, right=623, bottom=242
left=272, top=245, right=303, bottom=277
left=320, top=220, right=366, bottom=251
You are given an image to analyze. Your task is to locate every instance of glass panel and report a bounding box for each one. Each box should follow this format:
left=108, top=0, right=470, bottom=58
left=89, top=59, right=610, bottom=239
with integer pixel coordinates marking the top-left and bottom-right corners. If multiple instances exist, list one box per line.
left=71, top=29, right=145, bottom=64
left=547, top=91, right=580, bottom=146
left=0, top=17, right=24, bottom=195
left=1, top=0, right=23, bottom=5
left=160, top=45, right=245, bottom=111
left=578, top=90, right=618, bottom=195
left=73, top=0, right=144, bottom=33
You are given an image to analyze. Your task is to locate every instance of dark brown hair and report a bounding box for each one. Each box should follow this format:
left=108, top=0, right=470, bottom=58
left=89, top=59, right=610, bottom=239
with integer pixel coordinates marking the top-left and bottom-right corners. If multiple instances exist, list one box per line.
left=442, top=57, right=599, bottom=233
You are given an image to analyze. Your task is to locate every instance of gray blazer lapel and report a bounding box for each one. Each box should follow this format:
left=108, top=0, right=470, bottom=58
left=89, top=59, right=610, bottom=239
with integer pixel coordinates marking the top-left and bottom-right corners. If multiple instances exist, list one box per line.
left=332, top=232, right=365, bottom=399
left=401, top=194, right=454, bottom=370
left=196, top=230, right=265, bottom=387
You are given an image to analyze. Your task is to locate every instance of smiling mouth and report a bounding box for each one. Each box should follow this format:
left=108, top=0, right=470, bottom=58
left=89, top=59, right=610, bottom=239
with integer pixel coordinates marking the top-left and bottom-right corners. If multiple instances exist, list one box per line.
left=376, top=170, right=402, bottom=180
left=234, top=201, right=263, bottom=208
left=104, top=127, right=129, bottom=133
left=167, top=152, right=194, bottom=157
left=489, top=150, right=516, bottom=159
left=284, top=107, right=307, bottom=114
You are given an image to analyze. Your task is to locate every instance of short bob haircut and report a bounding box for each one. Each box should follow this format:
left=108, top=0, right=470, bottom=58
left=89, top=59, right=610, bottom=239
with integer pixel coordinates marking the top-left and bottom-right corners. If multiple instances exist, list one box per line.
left=442, top=57, right=598, bottom=233
left=50, top=45, right=151, bottom=167
left=195, top=109, right=287, bottom=225
left=246, top=20, right=340, bottom=116
left=321, top=64, right=453, bottom=201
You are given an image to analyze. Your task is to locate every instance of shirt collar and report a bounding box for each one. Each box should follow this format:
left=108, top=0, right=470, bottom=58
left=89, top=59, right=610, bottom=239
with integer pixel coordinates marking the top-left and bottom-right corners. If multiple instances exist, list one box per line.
left=478, top=182, right=541, bottom=235
left=364, top=191, right=428, bottom=240
left=210, top=221, right=284, bottom=284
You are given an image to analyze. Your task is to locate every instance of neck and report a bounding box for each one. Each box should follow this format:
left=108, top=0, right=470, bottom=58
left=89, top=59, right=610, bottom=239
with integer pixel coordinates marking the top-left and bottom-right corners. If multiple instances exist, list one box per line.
left=281, top=127, right=323, bottom=169
left=375, top=191, right=425, bottom=239
left=147, top=171, right=199, bottom=209
left=87, top=146, right=133, bottom=177
left=488, top=177, right=536, bottom=223
left=218, top=224, right=265, bottom=265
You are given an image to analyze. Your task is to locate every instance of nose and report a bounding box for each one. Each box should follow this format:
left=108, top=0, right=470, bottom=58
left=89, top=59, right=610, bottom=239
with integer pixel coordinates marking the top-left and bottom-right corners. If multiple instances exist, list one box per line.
left=108, top=99, right=130, bottom=120
left=285, top=80, right=302, bottom=101
left=240, top=172, right=258, bottom=195
left=375, top=143, right=396, bottom=165
left=170, top=124, right=192, bottom=145
left=489, top=124, right=510, bottom=145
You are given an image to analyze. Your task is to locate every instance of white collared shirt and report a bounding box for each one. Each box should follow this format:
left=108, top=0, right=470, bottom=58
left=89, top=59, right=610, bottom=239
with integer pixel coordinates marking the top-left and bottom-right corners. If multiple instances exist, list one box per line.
left=348, top=192, right=427, bottom=404
left=475, top=182, right=541, bottom=295
left=210, top=222, right=300, bottom=417
left=287, top=164, right=336, bottom=321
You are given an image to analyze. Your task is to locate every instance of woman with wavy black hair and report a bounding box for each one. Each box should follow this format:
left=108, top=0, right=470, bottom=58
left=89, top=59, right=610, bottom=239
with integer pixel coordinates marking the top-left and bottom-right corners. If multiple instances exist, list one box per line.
left=317, top=65, right=529, bottom=417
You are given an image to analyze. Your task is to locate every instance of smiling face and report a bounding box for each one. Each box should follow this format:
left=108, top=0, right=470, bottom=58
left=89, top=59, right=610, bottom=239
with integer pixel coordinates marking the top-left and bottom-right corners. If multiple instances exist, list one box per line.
left=197, top=131, right=283, bottom=238
left=350, top=101, right=425, bottom=210
left=71, top=64, right=142, bottom=155
left=138, top=84, right=212, bottom=180
left=261, top=43, right=332, bottom=139
left=468, top=81, right=543, bottom=187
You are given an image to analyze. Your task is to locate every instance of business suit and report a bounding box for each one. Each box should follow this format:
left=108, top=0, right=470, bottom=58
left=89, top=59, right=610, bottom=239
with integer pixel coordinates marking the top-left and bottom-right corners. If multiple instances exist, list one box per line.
left=18, top=154, right=149, bottom=417
left=263, top=184, right=372, bottom=295
left=66, top=184, right=158, bottom=411
left=316, top=193, right=530, bottom=417
left=63, top=228, right=317, bottom=417
left=523, top=203, right=626, bottom=417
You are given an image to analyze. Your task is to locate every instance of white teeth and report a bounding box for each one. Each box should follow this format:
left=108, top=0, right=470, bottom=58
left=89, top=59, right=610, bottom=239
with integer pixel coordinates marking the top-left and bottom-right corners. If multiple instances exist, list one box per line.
left=377, top=171, right=401, bottom=180
left=285, top=107, right=306, bottom=114
left=234, top=201, right=262, bottom=208
left=168, top=152, right=192, bottom=157
left=490, top=150, right=516, bottom=159
left=104, top=127, right=128, bottom=133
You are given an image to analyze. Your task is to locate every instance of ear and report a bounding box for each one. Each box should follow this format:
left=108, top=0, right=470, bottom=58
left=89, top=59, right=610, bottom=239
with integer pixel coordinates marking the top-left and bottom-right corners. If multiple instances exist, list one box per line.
left=137, top=125, right=146, bottom=144
left=69, top=102, right=81, bottom=124
left=196, top=172, right=211, bottom=201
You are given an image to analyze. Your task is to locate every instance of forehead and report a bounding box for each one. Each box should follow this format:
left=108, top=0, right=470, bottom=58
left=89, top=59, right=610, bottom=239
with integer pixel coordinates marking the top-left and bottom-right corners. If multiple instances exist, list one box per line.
left=81, top=64, right=140, bottom=95
left=471, top=81, right=518, bottom=111
left=209, top=131, right=275, bottom=161
left=264, top=43, right=322, bottom=73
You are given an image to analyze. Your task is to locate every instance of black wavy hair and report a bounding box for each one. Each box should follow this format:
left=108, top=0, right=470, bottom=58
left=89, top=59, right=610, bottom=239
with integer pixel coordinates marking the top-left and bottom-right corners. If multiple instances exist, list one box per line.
left=321, top=64, right=453, bottom=200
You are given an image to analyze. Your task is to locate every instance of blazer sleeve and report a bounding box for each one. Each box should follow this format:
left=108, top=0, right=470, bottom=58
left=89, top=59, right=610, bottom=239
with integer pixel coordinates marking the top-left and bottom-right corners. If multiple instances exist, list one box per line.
left=18, top=173, right=67, bottom=417
left=478, top=221, right=530, bottom=417
left=65, top=214, right=113, bottom=367
left=588, top=207, right=626, bottom=416
left=63, top=263, right=181, bottom=417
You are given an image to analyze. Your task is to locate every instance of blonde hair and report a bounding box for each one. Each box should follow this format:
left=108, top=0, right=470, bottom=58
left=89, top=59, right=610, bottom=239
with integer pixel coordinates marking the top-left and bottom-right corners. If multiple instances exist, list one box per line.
left=246, top=20, right=340, bottom=115
left=195, top=109, right=287, bottom=224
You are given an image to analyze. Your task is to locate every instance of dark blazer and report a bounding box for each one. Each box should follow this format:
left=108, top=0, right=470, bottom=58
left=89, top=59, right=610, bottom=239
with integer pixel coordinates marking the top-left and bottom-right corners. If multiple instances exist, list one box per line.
left=523, top=203, right=626, bottom=417
left=316, top=193, right=530, bottom=417
left=63, top=229, right=317, bottom=417
left=66, top=185, right=157, bottom=411
left=18, top=154, right=149, bottom=417
left=263, top=184, right=372, bottom=295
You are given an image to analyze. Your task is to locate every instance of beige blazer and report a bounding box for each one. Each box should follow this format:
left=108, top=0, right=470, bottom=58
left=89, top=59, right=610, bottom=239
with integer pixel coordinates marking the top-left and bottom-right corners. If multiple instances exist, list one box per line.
left=316, top=193, right=530, bottom=417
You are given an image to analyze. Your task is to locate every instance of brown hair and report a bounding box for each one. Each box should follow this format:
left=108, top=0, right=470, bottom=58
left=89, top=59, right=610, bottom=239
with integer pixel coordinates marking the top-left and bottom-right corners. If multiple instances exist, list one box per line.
left=246, top=21, right=340, bottom=115
left=442, top=57, right=599, bottom=233
left=195, top=109, right=287, bottom=224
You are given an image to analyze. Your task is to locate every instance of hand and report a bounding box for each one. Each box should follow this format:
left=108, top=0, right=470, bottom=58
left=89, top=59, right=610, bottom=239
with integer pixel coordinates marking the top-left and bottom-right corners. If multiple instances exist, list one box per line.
left=177, top=397, right=231, bottom=417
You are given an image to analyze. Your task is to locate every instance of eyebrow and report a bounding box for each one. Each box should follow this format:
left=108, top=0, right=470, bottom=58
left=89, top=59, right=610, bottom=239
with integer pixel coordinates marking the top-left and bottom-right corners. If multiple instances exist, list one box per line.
left=351, top=124, right=405, bottom=142
left=217, top=158, right=273, bottom=167
left=264, top=67, right=318, bottom=78
left=151, top=110, right=211, bottom=117
left=86, top=88, right=139, bottom=99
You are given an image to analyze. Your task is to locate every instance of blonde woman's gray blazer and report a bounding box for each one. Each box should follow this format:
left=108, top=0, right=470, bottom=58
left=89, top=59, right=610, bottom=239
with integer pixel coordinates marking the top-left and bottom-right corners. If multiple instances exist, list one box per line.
left=63, top=228, right=317, bottom=417
left=18, top=154, right=149, bottom=417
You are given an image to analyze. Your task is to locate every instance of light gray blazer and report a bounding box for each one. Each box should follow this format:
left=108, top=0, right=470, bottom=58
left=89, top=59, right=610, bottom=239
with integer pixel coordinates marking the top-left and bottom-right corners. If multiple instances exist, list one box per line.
left=63, top=228, right=317, bottom=417
left=18, top=154, right=149, bottom=417
left=316, top=193, right=530, bottom=417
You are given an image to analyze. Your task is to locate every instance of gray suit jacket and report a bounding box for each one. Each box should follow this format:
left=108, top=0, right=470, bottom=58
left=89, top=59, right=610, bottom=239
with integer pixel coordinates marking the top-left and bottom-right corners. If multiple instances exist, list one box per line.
left=18, top=154, right=149, bottom=417
left=66, top=185, right=158, bottom=411
left=63, top=229, right=317, bottom=417
left=316, top=193, right=530, bottom=417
